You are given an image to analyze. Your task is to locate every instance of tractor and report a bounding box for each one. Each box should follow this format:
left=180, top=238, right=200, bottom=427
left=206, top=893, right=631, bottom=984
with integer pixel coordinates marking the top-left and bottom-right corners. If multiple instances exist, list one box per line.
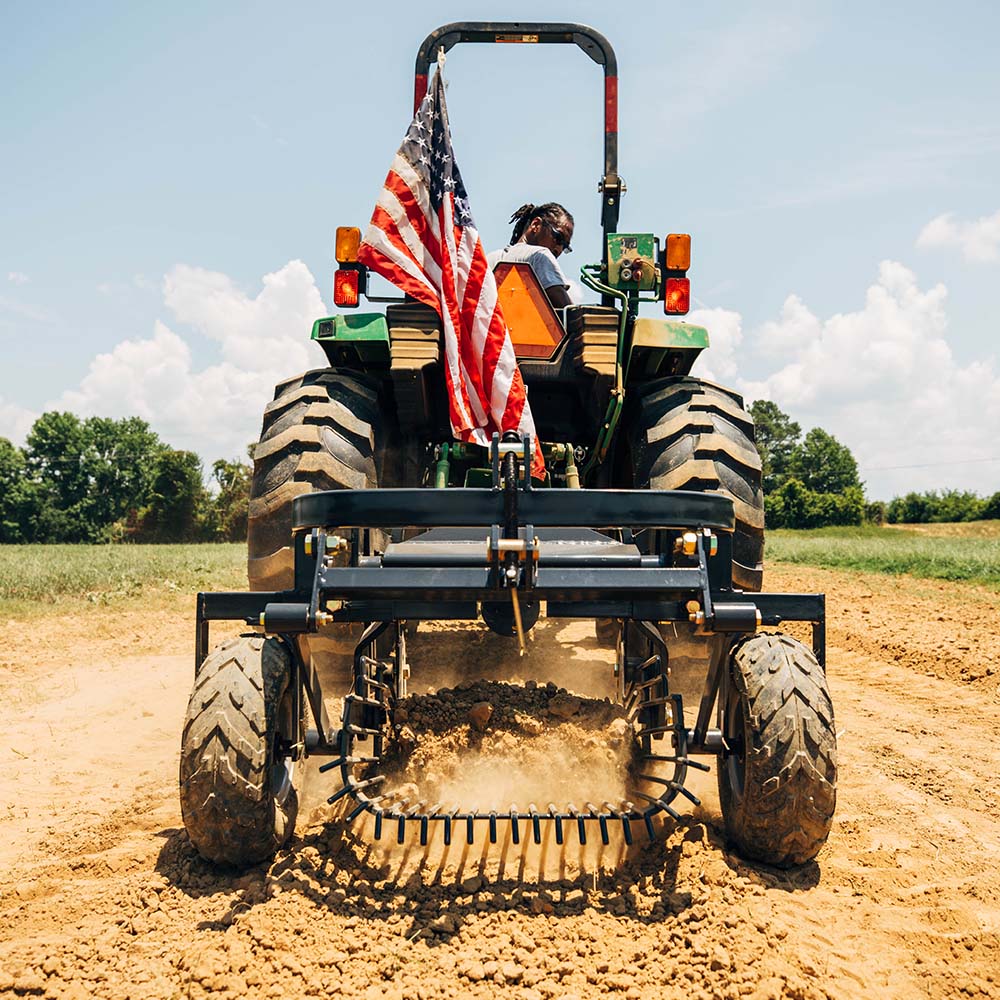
left=180, top=22, right=836, bottom=871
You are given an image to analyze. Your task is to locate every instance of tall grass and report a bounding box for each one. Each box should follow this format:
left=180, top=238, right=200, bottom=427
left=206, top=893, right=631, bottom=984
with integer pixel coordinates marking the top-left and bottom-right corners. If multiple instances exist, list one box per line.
left=768, top=525, right=1000, bottom=588
left=0, top=543, right=247, bottom=611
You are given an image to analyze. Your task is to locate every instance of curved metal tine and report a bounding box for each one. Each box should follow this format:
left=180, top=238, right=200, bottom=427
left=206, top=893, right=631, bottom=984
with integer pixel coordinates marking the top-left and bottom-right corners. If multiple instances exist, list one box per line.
left=634, top=771, right=674, bottom=786
left=374, top=810, right=384, bottom=840
left=568, top=804, right=587, bottom=846
left=346, top=799, right=372, bottom=824
left=632, top=653, right=659, bottom=675
left=604, top=800, right=633, bottom=846
left=597, top=800, right=615, bottom=845
left=645, top=753, right=711, bottom=773
left=638, top=695, right=675, bottom=710
left=442, top=805, right=460, bottom=847
left=353, top=774, right=387, bottom=793
left=510, top=806, right=520, bottom=845
left=548, top=804, right=564, bottom=846
left=633, top=790, right=682, bottom=820
left=631, top=672, right=666, bottom=692
left=667, top=781, right=701, bottom=806
left=529, top=804, right=542, bottom=845
left=419, top=802, right=442, bottom=846
left=326, top=781, right=355, bottom=806
left=466, top=807, right=479, bottom=845
left=488, top=812, right=498, bottom=844
left=397, top=803, right=427, bottom=844
left=642, top=810, right=657, bottom=840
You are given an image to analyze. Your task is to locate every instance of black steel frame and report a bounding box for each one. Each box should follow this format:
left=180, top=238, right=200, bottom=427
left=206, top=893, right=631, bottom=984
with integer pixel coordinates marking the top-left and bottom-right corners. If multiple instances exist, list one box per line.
left=195, top=438, right=825, bottom=845
left=413, top=21, right=622, bottom=240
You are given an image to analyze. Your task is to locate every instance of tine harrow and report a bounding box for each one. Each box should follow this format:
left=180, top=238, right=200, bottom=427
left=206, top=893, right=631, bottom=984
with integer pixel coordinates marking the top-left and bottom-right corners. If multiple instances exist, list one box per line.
left=325, top=624, right=698, bottom=846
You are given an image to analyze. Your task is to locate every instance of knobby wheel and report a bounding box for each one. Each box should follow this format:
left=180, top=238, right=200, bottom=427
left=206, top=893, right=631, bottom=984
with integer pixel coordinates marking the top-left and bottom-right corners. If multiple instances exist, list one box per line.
left=624, top=376, right=765, bottom=592
left=179, top=635, right=299, bottom=867
left=718, top=632, right=837, bottom=867
left=247, top=367, right=383, bottom=591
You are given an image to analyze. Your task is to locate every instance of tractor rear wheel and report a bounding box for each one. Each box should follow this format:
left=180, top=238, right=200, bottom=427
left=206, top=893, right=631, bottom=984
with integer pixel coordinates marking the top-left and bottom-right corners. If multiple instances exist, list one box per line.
left=179, top=635, right=298, bottom=867
left=247, top=367, right=383, bottom=591
left=625, top=376, right=764, bottom=591
left=718, top=632, right=837, bottom=867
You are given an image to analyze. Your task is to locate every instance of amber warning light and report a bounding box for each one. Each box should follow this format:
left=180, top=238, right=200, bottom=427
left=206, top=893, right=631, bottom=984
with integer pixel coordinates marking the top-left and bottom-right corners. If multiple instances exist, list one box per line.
left=334, top=269, right=360, bottom=308
left=336, top=226, right=361, bottom=263
left=665, top=233, right=691, bottom=271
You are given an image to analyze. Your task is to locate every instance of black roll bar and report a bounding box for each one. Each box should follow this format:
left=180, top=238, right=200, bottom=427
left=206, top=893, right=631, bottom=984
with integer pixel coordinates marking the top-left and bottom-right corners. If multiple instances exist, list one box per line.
left=413, top=22, right=622, bottom=237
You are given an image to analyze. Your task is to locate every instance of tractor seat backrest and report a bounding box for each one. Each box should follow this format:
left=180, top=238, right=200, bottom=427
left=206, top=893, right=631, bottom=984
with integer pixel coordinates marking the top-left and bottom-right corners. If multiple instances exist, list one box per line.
left=494, top=262, right=566, bottom=359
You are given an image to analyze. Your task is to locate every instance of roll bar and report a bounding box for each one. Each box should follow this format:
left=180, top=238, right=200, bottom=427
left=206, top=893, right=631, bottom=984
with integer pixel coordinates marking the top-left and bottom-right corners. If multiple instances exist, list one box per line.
left=414, top=22, right=622, bottom=237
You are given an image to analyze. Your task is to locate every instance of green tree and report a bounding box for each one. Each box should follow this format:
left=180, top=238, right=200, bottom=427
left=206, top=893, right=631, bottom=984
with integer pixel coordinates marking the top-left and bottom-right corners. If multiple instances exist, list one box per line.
left=21, top=412, right=165, bottom=541
left=79, top=416, right=164, bottom=532
left=789, top=427, right=862, bottom=495
left=137, top=449, right=208, bottom=542
left=766, top=477, right=864, bottom=529
left=930, top=489, right=983, bottom=523
left=23, top=412, right=91, bottom=540
left=749, top=400, right=801, bottom=494
left=982, top=492, right=1000, bottom=520
left=0, top=437, right=31, bottom=542
left=887, top=492, right=931, bottom=524
left=211, top=456, right=251, bottom=542
left=865, top=500, right=887, bottom=525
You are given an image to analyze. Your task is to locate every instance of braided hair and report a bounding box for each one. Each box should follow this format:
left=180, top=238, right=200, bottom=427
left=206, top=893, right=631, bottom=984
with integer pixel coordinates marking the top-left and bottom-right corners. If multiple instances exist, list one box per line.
left=508, top=202, right=574, bottom=245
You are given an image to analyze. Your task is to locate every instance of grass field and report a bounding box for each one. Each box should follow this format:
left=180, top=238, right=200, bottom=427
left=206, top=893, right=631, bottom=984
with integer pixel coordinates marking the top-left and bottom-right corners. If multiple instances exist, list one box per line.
left=768, top=522, right=1000, bottom=588
left=3, top=521, right=1000, bottom=616
left=0, top=543, right=247, bottom=615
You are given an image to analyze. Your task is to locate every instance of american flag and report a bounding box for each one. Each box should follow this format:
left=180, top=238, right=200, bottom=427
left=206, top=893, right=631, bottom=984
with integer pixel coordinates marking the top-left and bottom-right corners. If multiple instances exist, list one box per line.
left=358, top=70, right=545, bottom=479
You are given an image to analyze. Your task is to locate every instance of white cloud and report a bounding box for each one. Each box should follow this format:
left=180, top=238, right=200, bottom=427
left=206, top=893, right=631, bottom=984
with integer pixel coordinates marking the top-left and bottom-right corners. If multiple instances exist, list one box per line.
left=6, top=271, right=29, bottom=285
left=163, top=260, right=323, bottom=373
left=50, top=260, right=331, bottom=461
left=917, top=209, right=1000, bottom=262
left=686, top=307, right=743, bottom=384
left=0, top=396, right=37, bottom=444
left=701, top=260, right=1000, bottom=498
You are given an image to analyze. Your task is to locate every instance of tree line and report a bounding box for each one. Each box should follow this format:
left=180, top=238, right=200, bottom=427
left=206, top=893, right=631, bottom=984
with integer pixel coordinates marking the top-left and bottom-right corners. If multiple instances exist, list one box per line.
left=749, top=400, right=1000, bottom=528
left=2, top=405, right=997, bottom=542
left=0, top=412, right=250, bottom=544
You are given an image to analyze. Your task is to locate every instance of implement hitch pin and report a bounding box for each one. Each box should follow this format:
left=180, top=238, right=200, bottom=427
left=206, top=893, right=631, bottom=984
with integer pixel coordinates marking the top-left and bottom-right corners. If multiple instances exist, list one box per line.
left=510, top=585, right=526, bottom=657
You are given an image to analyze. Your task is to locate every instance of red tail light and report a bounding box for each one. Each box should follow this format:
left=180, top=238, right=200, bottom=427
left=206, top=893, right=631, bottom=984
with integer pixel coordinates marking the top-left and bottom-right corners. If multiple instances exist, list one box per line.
left=665, top=277, right=690, bottom=315
left=334, top=269, right=360, bottom=308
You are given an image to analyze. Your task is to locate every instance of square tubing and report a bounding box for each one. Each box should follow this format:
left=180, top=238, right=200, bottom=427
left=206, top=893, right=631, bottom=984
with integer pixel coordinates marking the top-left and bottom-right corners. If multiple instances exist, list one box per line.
left=692, top=633, right=733, bottom=749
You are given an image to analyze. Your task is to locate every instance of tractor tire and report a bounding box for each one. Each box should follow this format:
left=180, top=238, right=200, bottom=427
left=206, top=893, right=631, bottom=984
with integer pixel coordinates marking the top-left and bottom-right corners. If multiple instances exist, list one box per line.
left=247, top=367, right=382, bottom=591
left=717, top=633, right=837, bottom=867
left=179, top=635, right=298, bottom=867
left=625, top=377, right=764, bottom=592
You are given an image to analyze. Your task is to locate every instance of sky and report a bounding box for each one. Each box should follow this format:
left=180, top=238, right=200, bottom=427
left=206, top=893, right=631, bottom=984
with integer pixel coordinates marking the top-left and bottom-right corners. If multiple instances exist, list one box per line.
left=1, top=0, right=998, bottom=501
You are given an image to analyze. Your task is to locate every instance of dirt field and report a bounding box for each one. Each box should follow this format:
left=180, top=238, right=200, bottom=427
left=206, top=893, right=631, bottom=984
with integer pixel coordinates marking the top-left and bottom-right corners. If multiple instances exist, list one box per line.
left=2, top=563, right=999, bottom=1000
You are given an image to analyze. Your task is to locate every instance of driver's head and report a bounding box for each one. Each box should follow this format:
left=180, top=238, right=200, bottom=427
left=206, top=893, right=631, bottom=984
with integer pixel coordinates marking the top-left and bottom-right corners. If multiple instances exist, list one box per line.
left=509, top=202, right=575, bottom=258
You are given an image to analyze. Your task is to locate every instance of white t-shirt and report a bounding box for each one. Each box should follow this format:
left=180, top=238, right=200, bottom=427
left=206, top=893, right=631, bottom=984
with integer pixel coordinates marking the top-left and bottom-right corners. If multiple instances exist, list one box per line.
left=486, top=243, right=569, bottom=290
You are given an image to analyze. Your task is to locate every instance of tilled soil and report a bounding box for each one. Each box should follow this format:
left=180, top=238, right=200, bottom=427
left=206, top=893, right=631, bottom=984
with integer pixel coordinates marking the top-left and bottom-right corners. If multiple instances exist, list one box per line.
left=2, top=565, right=999, bottom=999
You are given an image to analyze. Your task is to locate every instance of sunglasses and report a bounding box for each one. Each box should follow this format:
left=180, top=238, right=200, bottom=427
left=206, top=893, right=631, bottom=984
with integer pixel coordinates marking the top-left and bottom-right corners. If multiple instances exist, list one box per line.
left=544, top=219, right=573, bottom=254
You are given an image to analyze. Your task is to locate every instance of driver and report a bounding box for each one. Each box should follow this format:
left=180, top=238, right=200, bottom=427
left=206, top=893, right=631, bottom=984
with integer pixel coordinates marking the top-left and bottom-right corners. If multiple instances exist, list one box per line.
left=487, top=202, right=575, bottom=309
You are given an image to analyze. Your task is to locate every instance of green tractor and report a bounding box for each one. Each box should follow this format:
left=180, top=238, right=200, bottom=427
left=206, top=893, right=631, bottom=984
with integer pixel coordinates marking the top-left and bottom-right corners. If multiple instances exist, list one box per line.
left=180, top=22, right=836, bottom=872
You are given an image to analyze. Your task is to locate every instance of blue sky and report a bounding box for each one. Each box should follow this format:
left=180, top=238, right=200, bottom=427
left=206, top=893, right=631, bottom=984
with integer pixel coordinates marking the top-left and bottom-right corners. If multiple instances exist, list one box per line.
left=2, top=0, right=999, bottom=499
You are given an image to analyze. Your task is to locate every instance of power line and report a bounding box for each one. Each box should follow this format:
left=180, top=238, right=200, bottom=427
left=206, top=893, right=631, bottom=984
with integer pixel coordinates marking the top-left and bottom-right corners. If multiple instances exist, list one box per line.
left=860, top=456, right=1000, bottom=472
